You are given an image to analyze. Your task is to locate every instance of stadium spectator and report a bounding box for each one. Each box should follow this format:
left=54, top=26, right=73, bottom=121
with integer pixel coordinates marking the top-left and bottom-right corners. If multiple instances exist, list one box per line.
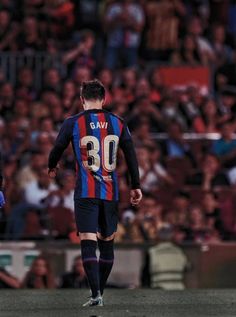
left=217, top=88, right=236, bottom=122
left=61, top=80, right=77, bottom=112
left=186, top=153, right=230, bottom=190
left=143, top=0, right=186, bottom=61
left=0, top=9, right=18, bottom=51
left=1, top=157, right=18, bottom=217
left=149, top=67, right=163, bottom=104
left=47, top=170, right=75, bottom=213
left=63, top=29, right=95, bottom=73
left=104, top=0, right=145, bottom=69
left=21, top=255, right=55, bottom=289
left=129, top=96, right=163, bottom=133
left=202, top=191, right=224, bottom=239
left=1, top=118, right=29, bottom=161
left=121, top=215, right=144, bottom=243
left=187, top=15, right=215, bottom=64
left=18, top=15, right=43, bottom=52
left=35, top=132, right=54, bottom=157
left=161, top=96, right=187, bottom=129
left=6, top=165, right=57, bottom=239
left=193, top=98, right=220, bottom=133
left=16, top=151, right=48, bottom=190
left=0, top=82, right=15, bottom=120
left=42, top=68, right=62, bottom=94
left=137, top=146, right=173, bottom=194
left=121, top=68, right=137, bottom=101
left=164, top=121, right=193, bottom=159
left=137, top=194, right=164, bottom=242
left=98, top=68, right=114, bottom=106
left=210, top=24, right=233, bottom=67
left=16, top=67, right=36, bottom=101
left=188, top=205, right=208, bottom=243
left=73, top=65, right=91, bottom=89
left=212, top=120, right=236, bottom=169
left=171, top=34, right=205, bottom=66
left=188, top=202, right=222, bottom=243
left=171, top=191, right=190, bottom=229
left=59, top=255, right=88, bottom=289
left=132, top=121, right=155, bottom=148
left=216, top=60, right=236, bottom=92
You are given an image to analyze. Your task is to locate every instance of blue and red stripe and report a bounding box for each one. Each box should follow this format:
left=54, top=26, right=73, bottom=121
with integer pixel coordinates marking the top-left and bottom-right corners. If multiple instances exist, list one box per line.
left=99, top=112, right=113, bottom=200
left=78, top=115, right=96, bottom=198
left=89, top=113, right=107, bottom=200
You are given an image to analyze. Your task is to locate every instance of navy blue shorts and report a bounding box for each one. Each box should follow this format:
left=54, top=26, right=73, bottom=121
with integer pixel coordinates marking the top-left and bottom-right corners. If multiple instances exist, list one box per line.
left=74, top=198, right=118, bottom=238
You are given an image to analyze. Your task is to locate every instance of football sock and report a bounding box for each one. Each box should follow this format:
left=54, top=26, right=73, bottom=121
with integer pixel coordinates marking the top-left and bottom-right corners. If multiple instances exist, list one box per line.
left=98, top=238, right=114, bottom=295
left=81, top=239, right=100, bottom=298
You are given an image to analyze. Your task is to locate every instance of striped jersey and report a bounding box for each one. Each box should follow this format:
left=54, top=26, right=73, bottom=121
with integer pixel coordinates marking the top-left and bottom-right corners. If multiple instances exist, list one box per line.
left=48, top=109, right=139, bottom=201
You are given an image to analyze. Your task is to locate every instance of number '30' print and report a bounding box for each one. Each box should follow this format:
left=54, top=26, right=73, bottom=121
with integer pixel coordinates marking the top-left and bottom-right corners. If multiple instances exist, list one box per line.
left=80, top=135, right=119, bottom=172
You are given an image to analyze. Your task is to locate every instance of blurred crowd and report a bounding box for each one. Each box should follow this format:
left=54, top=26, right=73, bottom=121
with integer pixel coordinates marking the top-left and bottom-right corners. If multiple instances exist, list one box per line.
left=0, top=254, right=89, bottom=289
left=1, top=0, right=236, bottom=243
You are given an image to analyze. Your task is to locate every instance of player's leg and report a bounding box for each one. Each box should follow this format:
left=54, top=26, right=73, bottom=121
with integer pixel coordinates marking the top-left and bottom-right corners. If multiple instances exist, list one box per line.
left=74, top=199, right=100, bottom=300
left=97, top=232, right=115, bottom=295
left=97, top=200, right=118, bottom=295
left=80, top=233, right=100, bottom=299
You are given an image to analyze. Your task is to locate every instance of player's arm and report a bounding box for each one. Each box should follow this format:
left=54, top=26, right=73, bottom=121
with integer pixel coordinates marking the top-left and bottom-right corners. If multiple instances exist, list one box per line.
left=48, top=118, right=73, bottom=177
left=119, top=122, right=142, bottom=206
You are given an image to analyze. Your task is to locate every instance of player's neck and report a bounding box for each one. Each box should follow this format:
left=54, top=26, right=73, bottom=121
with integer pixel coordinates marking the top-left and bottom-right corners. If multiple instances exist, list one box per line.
left=83, top=100, right=103, bottom=111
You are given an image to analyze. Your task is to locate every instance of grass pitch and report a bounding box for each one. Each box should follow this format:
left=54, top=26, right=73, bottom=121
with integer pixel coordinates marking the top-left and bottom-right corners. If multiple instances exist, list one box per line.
left=0, top=289, right=236, bottom=317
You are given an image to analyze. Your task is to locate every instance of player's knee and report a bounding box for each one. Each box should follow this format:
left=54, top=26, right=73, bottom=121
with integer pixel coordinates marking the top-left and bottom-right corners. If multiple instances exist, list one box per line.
left=97, top=237, right=114, bottom=259
left=79, top=232, right=97, bottom=241
left=97, top=232, right=115, bottom=241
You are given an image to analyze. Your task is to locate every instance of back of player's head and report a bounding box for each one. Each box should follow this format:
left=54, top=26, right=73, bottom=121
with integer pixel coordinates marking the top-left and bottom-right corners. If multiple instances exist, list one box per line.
left=80, top=79, right=105, bottom=101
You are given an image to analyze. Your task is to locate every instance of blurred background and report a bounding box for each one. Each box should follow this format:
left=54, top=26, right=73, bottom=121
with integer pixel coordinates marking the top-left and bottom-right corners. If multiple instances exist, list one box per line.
left=1, top=0, right=236, bottom=290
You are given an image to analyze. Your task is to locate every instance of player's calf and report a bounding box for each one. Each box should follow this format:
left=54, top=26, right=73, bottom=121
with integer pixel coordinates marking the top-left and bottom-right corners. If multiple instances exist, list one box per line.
left=98, top=237, right=114, bottom=295
left=80, top=239, right=100, bottom=298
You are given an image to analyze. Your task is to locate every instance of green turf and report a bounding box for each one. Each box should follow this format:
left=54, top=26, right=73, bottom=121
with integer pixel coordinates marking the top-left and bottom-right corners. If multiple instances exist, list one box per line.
left=1, top=289, right=236, bottom=317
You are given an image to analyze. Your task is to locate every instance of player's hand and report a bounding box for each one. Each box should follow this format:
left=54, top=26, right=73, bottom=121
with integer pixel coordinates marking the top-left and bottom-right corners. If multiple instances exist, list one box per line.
left=48, top=167, right=58, bottom=178
left=0, top=191, right=5, bottom=208
left=130, top=189, right=142, bottom=206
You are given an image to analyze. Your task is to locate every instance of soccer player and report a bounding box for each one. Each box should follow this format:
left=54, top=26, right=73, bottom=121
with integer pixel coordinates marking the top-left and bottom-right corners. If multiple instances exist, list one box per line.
left=48, top=79, right=142, bottom=306
left=0, top=151, right=5, bottom=208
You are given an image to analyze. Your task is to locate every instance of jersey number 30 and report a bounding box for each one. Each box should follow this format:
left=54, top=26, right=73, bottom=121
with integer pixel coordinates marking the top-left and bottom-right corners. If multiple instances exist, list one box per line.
left=80, top=135, right=119, bottom=172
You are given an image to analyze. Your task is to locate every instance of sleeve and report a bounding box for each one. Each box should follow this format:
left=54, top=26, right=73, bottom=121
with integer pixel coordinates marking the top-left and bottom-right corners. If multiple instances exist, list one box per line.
left=48, top=118, right=73, bottom=169
left=119, top=122, right=140, bottom=189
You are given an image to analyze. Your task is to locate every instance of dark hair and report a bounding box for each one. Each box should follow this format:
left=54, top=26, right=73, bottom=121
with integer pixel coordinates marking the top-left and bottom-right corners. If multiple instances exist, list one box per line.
left=21, top=255, right=55, bottom=289
left=80, top=79, right=105, bottom=101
